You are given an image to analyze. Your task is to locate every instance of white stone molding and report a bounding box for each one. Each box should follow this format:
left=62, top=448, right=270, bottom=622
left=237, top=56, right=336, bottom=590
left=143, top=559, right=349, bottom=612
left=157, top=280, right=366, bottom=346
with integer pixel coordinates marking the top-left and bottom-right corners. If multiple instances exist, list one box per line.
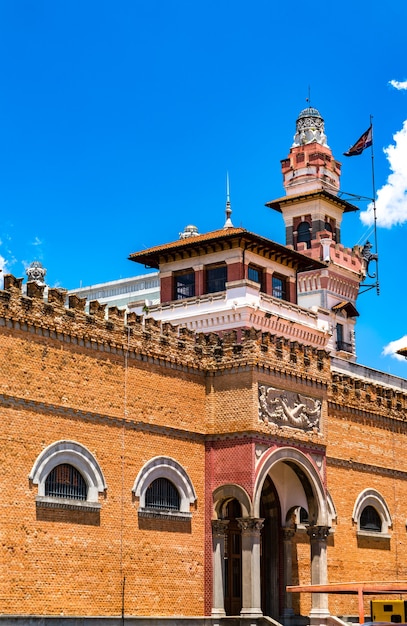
left=29, top=440, right=106, bottom=508
left=133, top=456, right=196, bottom=514
left=352, top=488, right=392, bottom=537
left=326, top=490, right=338, bottom=528
left=253, top=446, right=328, bottom=526
left=212, top=483, right=252, bottom=518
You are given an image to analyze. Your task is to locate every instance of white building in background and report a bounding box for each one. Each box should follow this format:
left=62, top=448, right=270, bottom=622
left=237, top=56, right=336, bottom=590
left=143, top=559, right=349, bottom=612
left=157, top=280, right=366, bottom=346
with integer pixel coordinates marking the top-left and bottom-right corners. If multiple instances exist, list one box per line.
left=66, top=225, right=201, bottom=311
left=67, top=271, right=160, bottom=311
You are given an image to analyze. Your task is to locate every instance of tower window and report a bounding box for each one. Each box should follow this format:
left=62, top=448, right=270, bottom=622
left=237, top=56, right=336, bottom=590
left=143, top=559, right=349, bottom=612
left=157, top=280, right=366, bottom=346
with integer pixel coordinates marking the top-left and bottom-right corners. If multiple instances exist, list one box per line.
left=248, top=265, right=263, bottom=288
left=45, top=464, right=87, bottom=501
left=174, top=270, right=195, bottom=300
left=206, top=264, right=227, bottom=294
left=272, top=275, right=287, bottom=300
left=297, top=221, right=312, bottom=248
left=145, top=477, right=180, bottom=511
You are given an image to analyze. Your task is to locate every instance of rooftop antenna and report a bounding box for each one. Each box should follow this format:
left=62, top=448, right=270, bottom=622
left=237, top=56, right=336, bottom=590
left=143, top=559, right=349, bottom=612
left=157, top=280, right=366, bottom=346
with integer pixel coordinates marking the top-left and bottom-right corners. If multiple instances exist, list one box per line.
left=224, top=172, right=234, bottom=228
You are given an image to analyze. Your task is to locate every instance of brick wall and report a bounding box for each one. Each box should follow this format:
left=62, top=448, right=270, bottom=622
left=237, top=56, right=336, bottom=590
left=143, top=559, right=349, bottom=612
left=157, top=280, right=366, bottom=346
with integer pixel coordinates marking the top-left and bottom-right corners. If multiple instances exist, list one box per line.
left=3, top=276, right=407, bottom=621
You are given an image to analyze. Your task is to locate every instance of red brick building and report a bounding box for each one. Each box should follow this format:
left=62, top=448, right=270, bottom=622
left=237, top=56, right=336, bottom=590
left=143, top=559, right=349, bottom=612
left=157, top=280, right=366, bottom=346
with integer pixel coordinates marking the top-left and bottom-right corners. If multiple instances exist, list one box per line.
left=2, top=107, right=407, bottom=626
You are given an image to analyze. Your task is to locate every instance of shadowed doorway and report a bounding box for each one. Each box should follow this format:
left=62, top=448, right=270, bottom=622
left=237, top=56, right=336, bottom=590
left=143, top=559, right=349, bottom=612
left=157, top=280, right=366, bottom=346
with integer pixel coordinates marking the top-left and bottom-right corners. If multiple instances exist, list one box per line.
left=224, top=498, right=242, bottom=615
left=260, top=475, right=282, bottom=619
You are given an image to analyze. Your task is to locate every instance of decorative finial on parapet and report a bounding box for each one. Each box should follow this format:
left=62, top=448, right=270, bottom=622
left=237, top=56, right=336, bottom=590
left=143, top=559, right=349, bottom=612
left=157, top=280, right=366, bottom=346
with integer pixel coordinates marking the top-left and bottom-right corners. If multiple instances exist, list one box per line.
left=224, top=172, right=233, bottom=229
left=26, top=261, right=46, bottom=285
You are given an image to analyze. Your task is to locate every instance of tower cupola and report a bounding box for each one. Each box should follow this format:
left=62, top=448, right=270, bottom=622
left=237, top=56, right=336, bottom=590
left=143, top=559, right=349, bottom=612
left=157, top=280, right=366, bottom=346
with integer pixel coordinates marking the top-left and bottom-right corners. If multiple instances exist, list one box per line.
left=266, top=105, right=356, bottom=251
left=293, top=106, right=328, bottom=148
left=282, top=106, right=341, bottom=197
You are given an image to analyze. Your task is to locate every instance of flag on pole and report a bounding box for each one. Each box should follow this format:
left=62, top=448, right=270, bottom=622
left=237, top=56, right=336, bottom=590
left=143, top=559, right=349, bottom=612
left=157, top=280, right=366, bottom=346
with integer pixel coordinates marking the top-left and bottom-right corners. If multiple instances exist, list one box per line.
left=343, top=126, right=373, bottom=157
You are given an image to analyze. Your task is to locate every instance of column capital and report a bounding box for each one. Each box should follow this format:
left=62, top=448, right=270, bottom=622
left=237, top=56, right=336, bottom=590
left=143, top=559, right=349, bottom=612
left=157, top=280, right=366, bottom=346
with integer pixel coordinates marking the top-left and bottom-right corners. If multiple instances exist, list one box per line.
left=237, top=517, right=264, bottom=534
left=307, top=525, right=330, bottom=542
left=211, top=519, right=229, bottom=537
left=283, top=526, right=296, bottom=541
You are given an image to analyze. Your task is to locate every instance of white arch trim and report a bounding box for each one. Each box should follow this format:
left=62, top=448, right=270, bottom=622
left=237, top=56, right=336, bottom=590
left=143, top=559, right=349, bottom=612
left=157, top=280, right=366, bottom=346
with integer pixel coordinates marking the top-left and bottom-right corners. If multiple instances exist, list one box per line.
left=29, top=440, right=107, bottom=502
left=212, top=483, right=252, bottom=518
left=327, top=490, right=338, bottom=527
left=352, top=488, right=392, bottom=535
left=253, top=446, right=328, bottom=525
left=133, top=456, right=197, bottom=514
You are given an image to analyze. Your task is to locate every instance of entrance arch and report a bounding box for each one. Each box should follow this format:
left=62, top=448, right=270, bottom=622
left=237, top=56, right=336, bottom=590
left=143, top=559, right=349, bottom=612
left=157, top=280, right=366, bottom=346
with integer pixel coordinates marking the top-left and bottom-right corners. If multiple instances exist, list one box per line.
left=254, top=447, right=328, bottom=525
left=211, top=484, right=252, bottom=618
left=254, top=447, right=329, bottom=620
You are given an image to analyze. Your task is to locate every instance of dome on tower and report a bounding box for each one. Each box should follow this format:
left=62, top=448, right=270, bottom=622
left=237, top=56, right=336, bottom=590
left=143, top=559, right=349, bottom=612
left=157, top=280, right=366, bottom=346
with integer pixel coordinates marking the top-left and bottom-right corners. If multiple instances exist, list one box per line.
left=297, top=106, right=323, bottom=119
left=293, top=105, right=328, bottom=148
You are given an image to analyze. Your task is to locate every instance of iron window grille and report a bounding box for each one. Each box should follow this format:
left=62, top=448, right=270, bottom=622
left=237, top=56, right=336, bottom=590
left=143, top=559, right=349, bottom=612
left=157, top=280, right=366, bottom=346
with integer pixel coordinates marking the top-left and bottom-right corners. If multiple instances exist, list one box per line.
left=45, top=464, right=87, bottom=501
left=360, top=505, right=381, bottom=532
left=248, top=265, right=263, bottom=287
left=206, top=265, right=227, bottom=294
left=272, top=275, right=287, bottom=300
left=145, top=477, right=180, bottom=511
left=174, top=271, right=195, bottom=300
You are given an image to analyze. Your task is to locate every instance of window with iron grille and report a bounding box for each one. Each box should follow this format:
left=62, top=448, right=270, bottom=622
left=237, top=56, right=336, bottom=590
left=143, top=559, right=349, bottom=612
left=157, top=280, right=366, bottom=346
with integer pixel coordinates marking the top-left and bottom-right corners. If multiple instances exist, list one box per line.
left=145, top=477, right=180, bottom=511
left=360, top=505, right=381, bottom=532
left=248, top=265, right=263, bottom=288
left=45, top=464, right=87, bottom=501
left=272, top=275, right=287, bottom=300
left=174, top=270, right=195, bottom=300
left=206, top=264, right=227, bottom=294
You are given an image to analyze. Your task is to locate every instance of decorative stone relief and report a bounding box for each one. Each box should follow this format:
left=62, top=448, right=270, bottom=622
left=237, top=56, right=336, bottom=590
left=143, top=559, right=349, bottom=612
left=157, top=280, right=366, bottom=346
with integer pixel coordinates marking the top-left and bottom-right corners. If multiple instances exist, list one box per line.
left=259, top=384, right=321, bottom=431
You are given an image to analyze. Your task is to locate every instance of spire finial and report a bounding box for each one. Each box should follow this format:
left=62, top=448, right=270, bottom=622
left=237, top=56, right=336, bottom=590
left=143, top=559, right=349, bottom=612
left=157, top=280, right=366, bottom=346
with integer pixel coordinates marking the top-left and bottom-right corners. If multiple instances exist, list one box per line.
left=306, top=85, right=311, bottom=107
left=224, top=172, right=233, bottom=228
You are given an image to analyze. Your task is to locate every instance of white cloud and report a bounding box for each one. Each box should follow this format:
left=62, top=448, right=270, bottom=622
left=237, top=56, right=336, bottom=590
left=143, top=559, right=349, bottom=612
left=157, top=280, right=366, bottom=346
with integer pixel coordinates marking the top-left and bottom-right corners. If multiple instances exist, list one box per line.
left=389, top=79, right=407, bottom=90
left=360, top=120, right=407, bottom=228
left=382, top=335, right=407, bottom=361
left=0, top=254, right=7, bottom=273
left=32, top=236, right=43, bottom=246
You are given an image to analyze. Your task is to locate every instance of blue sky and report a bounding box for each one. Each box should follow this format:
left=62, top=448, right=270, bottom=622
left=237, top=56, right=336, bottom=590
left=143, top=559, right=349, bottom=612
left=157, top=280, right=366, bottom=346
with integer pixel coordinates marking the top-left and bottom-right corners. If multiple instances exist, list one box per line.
left=0, top=1, right=407, bottom=377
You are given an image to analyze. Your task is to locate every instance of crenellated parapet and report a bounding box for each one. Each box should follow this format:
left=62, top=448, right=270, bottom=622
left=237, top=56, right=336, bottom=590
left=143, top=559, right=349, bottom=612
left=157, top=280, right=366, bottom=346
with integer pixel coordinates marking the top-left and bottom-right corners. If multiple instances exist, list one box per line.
left=0, top=274, right=330, bottom=381
left=297, top=231, right=364, bottom=275
left=329, top=371, right=407, bottom=423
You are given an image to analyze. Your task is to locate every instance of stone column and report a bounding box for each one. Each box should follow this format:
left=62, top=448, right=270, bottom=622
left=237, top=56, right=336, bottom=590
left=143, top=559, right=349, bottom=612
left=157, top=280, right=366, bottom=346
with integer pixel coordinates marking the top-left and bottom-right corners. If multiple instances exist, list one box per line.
left=281, top=526, right=296, bottom=622
left=307, top=525, right=330, bottom=626
left=211, top=520, right=229, bottom=618
left=237, top=517, right=264, bottom=618
left=194, top=264, right=204, bottom=296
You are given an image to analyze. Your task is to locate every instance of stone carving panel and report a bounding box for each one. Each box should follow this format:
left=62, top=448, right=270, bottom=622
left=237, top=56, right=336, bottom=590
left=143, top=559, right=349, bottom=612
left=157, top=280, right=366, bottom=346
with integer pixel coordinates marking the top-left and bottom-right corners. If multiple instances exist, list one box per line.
left=259, top=384, right=321, bottom=431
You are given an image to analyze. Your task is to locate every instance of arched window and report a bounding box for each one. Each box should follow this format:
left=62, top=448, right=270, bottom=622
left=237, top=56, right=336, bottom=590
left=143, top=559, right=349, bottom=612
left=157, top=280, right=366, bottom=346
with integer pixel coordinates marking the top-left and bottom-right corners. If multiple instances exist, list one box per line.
left=145, top=477, right=180, bottom=511
left=29, top=440, right=106, bottom=512
left=353, top=488, right=391, bottom=537
left=297, top=222, right=311, bottom=248
left=45, top=464, right=87, bottom=501
left=133, top=456, right=196, bottom=520
left=360, top=505, right=381, bottom=532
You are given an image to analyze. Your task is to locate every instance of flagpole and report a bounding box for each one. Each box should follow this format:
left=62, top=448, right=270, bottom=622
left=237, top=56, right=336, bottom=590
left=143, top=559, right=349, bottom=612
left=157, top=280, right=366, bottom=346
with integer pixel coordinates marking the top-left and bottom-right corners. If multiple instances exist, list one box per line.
left=370, top=115, right=380, bottom=295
